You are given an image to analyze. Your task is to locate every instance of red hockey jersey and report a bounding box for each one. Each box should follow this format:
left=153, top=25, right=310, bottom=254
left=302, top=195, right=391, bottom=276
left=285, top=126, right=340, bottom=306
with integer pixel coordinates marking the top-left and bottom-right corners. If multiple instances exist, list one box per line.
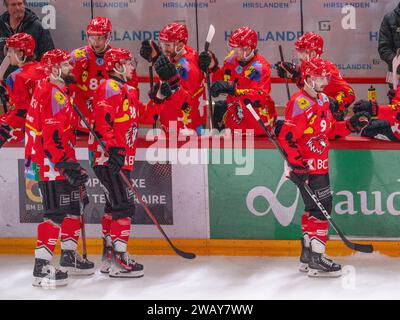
left=296, top=60, right=355, bottom=116
left=2, top=61, right=45, bottom=142
left=212, top=51, right=276, bottom=133
left=278, top=89, right=351, bottom=175
left=69, top=45, right=139, bottom=131
left=90, top=78, right=144, bottom=171
left=25, top=80, right=78, bottom=182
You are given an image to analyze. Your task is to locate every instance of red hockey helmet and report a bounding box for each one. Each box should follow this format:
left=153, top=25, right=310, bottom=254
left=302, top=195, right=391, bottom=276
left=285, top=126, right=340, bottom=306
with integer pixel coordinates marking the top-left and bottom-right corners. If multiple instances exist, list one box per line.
left=104, top=47, right=132, bottom=71
left=159, top=23, right=188, bottom=44
left=41, top=49, right=71, bottom=69
left=301, top=57, right=331, bottom=78
left=295, top=32, right=324, bottom=55
left=6, top=32, right=35, bottom=57
left=228, top=26, right=258, bottom=50
left=87, top=17, right=112, bottom=36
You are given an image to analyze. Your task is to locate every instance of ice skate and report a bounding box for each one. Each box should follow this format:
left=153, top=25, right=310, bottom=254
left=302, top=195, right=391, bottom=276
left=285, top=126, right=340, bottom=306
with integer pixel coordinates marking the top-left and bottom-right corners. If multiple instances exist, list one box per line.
left=109, top=251, right=144, bottom=278
left=299, top=237, right=310, bottom=273
left=308, top=252, right=342, bottom=278
left=59, top=250, right=95, bottom=276
left=32, top=258, right=68, bottom=288
left=100, top=239, right=113, bottom=274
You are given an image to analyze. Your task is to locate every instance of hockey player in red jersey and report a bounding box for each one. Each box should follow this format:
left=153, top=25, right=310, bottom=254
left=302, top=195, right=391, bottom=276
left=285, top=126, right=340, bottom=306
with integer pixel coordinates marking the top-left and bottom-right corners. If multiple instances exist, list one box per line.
left=70, top=17, right=139, bottom=133
left=0, top=33, right=45, bottom=147
left=276, top=32, right=355, bottom=121
left=352, top=66, right=400, bottom=142
left=140, top=22, right=205, bottom=133
left=198, top=26, right=276, bottom=135
left=90, top=48, right=144, bottom=278
left=278, top=58, right=369, bottom=277
left=26, top=50, right=94, bottom=288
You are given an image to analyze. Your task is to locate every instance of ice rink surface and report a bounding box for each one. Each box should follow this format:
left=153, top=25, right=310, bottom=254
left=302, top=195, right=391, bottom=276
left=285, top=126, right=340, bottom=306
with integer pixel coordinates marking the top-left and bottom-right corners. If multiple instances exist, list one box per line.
left=1, top=253, right=400, bottom=300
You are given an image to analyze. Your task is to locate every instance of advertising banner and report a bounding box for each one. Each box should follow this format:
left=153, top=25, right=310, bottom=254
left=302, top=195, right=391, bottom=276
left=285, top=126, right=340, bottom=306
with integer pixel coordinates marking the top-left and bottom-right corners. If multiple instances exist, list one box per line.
left=208, top=149, right=400, bottom=240
left=18, top=160, right=173, bottom=225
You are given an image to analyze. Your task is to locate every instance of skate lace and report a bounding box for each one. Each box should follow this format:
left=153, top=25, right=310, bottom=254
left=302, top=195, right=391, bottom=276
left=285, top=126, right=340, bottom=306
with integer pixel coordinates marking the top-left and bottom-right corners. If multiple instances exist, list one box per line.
left=73, top=251, right=85, bottom=263
left=121, top=252, right=133, bottom=265
left=321, top=255, right=334, bottom=267
left=43, top=263, right=56, bottom=276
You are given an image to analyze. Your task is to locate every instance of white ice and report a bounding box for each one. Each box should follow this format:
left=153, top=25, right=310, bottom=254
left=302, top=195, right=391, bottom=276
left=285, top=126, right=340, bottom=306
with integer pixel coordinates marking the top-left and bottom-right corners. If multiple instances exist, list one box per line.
left=1, top=253, right=400, bottom=300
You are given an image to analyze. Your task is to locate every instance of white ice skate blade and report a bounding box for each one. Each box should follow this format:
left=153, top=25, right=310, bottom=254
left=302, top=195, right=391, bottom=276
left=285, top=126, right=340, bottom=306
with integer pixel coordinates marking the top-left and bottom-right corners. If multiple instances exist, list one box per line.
left=100, top=267, right=110, bottom=274
left=299, top=263, right=309, bottom=273
left=32, top=277, right=68, bottom=288
left=100, top=261, right=111, bottom=274
left=109, top=269, right=144, bottom=278
left=307, top=268, right=342, bottom=278
left=60, top=266, right=95, bottom=276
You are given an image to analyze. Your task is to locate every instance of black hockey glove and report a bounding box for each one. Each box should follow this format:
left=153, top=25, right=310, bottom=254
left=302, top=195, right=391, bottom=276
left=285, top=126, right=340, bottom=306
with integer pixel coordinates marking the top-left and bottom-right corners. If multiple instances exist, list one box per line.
left=148, top=82, right=173, bottom=104
left=361, top=120, right=394, bottom=139
left=154, top=54, right=177, bottom=81
left=140, top=40, right=161, bottom=63
left=275, top=61, right=301, bottom=81
left=198, top=50, right=219, bottom=74
left=210, top=80, right=236, bottom=98
left=346, top=111, right=371, bottom=133
left=0, top=124, right=11, bottom=148
left=329, top=98, right=345, bottom=121
left=154, top=55, right=180, bottom=92
left=107, top=146, right=126, bottom=174
left=55, top=160, right=89, bottom=187
left=353, top=100, right=379, bottom=117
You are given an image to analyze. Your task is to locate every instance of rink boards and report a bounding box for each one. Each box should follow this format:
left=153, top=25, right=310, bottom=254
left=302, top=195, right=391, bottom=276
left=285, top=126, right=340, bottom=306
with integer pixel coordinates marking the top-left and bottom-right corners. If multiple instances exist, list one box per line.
left=1, top=137, right=400, bottom=257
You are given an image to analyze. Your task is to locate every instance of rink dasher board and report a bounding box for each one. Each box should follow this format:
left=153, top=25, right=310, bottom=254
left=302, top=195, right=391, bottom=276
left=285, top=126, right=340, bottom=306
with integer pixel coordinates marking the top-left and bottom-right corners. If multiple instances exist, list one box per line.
left=0, top=147, right=209, bottom=239
left=1, top=141, right=400, bottom=242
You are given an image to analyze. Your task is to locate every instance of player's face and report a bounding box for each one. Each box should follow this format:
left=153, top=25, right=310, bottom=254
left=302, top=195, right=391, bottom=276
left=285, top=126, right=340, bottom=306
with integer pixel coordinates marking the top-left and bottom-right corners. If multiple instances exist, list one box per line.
left=88, top=35, right=109, bottom=54
left=161, top=41, right=185, bottom=58
left=123, top=59, right=136, bottom=81
left=230, top=46, right=252, bottom=62
left=6, top=0, right=25, bottom=20
left=297, top=50, right=309, bottom=63
left=6, top=47, right=21, bottom=66
left=160, top=41, right=176, bottom=58
left=59, top=61, right=76, bottom=84
left=311, top=76, right=329, bottom=92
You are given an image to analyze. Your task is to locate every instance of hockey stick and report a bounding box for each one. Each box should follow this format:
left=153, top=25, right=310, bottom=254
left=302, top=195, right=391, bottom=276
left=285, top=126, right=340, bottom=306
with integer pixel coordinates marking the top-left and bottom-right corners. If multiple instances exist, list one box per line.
left=204, top=24, right=216, bottom=129
left=79, top=185, right=87, bottom=260
left=149, top=62, right=159, bottom=129
left=278, top=45, right=291, bottom=100
left=71, top=103, right=196, bottom=260
left=244, top=100, right=374, bottom=253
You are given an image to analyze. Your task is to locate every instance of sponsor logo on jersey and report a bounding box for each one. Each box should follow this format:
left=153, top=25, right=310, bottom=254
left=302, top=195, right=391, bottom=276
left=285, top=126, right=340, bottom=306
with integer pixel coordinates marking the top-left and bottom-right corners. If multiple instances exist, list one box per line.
left=306, top=134, right=327, bottom=155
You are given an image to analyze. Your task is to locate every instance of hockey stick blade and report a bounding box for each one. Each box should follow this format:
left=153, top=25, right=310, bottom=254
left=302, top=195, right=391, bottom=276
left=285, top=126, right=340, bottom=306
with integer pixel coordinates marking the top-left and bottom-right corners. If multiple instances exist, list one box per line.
left=244, top=102, right=374, bottom=254
left=71, top=103, right=196, bottom=260
left=204, top=24, right=215, bottom=51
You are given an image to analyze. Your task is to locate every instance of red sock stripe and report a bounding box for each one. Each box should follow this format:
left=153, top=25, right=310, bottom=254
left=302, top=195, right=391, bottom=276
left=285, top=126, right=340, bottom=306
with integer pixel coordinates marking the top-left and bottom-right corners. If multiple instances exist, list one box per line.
left=110, top=217, right=131, bottom=251
left=60, top=217, right=81, bottom=244
left=36, top=220, right=60, bottom=256
left=307, top=216, right=329, bottom=245
left=102, top=213, right=113, bottom=238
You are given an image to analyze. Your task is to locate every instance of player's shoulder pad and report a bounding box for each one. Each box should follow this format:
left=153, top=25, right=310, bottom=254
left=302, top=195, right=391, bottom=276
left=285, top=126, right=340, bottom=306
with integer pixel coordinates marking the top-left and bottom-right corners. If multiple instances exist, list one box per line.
left=176, top=56, right=190, bottom=81
left=103, top=79, right=122, bottom=99
left=245, top=60, right=263, bottom=82
left=289, top=92, right=316, bottom=118
left=6, top=68, right=22, bottom=90
left=224, top=50, right=237, bottom=65
left=70, top=46, right=89, bottom=62
left=50, top=86, right=69, bottom=116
